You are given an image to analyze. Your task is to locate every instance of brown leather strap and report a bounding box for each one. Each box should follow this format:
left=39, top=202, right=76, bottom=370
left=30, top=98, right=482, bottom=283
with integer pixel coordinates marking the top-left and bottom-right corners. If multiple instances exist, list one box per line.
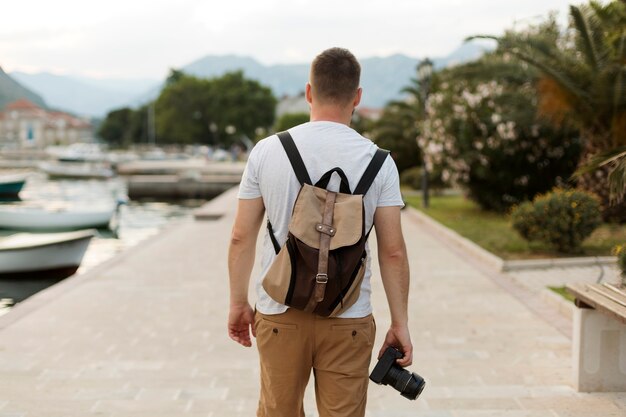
left=304, top=190, right=336, bottom=313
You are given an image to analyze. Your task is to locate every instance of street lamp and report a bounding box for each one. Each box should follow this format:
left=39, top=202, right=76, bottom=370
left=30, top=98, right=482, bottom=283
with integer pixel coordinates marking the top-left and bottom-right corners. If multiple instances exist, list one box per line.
left=417, top=58, right=433, bottom=209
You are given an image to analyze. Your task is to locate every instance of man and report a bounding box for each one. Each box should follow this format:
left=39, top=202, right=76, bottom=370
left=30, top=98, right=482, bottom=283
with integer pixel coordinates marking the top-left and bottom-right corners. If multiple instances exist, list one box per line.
left=228, top=47, right=412, bottom=417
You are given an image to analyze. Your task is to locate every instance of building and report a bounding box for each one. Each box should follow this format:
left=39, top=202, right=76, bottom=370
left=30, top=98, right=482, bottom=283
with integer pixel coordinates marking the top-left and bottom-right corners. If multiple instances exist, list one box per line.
left=276, top=93, right=309, bottom=118
left=0, top=99, right=93, bottom=148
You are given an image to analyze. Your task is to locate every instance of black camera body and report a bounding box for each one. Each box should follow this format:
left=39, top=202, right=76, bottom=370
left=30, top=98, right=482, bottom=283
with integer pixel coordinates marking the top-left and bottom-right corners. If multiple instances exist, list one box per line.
left=369, top=347, right=425, bottom=400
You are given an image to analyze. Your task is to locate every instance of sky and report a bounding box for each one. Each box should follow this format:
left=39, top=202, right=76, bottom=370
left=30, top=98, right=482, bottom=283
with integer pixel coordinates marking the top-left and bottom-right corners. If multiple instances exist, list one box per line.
left=0, top=0, right=577, bottom=80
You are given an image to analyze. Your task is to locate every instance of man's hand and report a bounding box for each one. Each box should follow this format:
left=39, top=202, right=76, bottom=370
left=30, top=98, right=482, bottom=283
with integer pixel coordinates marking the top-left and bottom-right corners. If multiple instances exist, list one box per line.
left=228, top=303, right=256, bottom=347
left=378, top=324, right=413, bottom=367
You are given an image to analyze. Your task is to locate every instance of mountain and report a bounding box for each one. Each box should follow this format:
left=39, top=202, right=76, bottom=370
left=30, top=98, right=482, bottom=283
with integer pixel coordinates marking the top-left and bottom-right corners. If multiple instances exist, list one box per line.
left=181, top=41, right=493, bottom=108
left=435, top=41, right=492, bottom=68
left=0, top=66, right=47, bottom=110
left=10, top=72, right=159, bottom=117
left=7, top=41, right=493, bottom=116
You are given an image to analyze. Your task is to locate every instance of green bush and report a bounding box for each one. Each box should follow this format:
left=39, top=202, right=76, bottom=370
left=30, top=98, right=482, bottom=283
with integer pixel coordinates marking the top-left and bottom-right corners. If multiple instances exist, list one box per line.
left=273, top=112, right=310, bottom=132
left=511, top=189, right=602, bottom=253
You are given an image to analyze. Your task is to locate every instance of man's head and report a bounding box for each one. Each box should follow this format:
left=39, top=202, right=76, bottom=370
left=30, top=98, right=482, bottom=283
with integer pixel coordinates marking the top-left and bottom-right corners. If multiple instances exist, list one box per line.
left=307, top=47, right=362, bottom=109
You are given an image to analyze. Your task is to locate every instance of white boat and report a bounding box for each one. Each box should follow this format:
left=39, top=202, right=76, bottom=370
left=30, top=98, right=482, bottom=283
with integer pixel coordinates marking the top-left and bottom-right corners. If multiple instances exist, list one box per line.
left=47, top=143, right=108, bottom=163
left=0, top=205, right=115, bottom=231
left=39, top=162, right=114, bottom=180
left=0, top=229, right=95, bottom=279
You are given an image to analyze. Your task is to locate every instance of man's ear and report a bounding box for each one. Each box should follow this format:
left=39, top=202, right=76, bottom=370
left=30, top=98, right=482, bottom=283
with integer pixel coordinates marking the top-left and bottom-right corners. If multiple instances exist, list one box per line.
left=305, top=83, right=313, bottom=104
left=353, top=87, right=362, bottom=108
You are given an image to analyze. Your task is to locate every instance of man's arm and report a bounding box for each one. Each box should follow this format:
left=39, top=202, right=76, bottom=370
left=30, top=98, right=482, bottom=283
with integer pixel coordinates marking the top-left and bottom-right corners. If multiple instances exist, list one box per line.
left=374, top=206, right=413, bottom=366
left=228, top=197, right=265, bottom=347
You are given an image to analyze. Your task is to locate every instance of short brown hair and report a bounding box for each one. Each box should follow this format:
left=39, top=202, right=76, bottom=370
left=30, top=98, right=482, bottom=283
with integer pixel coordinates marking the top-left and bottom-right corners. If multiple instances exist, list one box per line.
left=310, top=47, right=361, bottom=105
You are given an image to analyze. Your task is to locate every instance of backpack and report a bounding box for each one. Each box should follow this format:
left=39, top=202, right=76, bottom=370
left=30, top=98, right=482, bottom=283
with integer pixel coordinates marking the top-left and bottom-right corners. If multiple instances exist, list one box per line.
left=262, top=131, right=389, bottom=317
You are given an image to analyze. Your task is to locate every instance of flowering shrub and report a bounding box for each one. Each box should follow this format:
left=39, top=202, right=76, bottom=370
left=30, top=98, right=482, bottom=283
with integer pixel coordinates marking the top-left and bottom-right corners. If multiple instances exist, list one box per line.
left=613, top=244, right=626, bottom=287
left=511, top=189, right=602, bottom=253
left=418, top=57, right=581, bottom=212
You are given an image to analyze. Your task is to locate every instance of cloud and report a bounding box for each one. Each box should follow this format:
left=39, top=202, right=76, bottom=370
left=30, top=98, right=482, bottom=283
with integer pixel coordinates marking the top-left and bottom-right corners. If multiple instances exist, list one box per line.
left=0, top=0, right=573, bottom=78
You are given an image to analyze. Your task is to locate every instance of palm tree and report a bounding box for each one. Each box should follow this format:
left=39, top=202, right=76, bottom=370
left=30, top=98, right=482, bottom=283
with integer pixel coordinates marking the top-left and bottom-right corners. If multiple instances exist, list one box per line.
left=471, top=0, right=626, bottom=221
left=577, top=147, right=626, bottom=203
left=368, top=73, right=427, bottom=173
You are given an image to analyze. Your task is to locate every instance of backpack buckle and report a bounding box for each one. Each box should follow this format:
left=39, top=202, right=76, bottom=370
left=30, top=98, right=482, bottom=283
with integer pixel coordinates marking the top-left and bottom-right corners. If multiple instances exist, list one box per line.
left=316, top=273, right=328, bottom=284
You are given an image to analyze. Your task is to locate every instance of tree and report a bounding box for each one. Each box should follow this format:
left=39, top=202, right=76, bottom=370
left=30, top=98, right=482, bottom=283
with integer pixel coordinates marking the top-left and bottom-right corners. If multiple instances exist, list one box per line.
left=367, top=102, right=421, bottom=174
left=155, top=75, right=212, bottom=145
left=471, top=0, right=626, bottom=220
left=97, top=107, right=134, bottom=147
left=97, top=105, right=150, bottom=147
left=419, top=52, right=581, bottom=212
left=274, top=112, right=310, bottom=132
left=155, top=70, right=276, bottom=146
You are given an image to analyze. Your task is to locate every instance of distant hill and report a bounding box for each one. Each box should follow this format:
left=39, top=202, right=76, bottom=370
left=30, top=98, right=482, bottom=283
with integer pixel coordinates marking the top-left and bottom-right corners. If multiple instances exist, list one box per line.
left=0, top=66, right=47, bottom=110
left=10, top=72, right=159, bottom=117
left=126, top=41, right=492, bottom=110
left=182, top=41, right=491, bottom=108
left=8, top=41, right=492, bottom=116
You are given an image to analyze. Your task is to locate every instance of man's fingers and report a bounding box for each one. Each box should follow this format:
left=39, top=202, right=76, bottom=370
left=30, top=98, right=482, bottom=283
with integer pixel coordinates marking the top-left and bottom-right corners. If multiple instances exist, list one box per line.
left=396, top=355, right=412, bottom=367
left=228, top=326, right=252, bottom=347
left=396, top=346, right=413, bottom=366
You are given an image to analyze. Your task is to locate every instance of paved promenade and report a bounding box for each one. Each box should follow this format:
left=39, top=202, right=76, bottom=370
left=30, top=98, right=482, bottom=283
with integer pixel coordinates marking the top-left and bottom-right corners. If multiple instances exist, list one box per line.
left=0, top=188, right=624, bottom=417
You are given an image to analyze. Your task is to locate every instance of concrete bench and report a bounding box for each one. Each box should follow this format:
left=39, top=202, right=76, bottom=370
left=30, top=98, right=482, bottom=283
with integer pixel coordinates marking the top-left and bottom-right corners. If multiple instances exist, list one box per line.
left=566, top=282, right=626, bottom=392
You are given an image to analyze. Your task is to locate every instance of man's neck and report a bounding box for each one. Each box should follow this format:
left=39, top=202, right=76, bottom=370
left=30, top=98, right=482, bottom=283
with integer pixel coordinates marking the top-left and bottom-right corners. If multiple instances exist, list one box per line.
left=309, top=107, right=353, bottom=126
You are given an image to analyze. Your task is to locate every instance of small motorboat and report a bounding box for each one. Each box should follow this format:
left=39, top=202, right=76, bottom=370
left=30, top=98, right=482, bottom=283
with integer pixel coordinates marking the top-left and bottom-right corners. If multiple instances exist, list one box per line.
left=47, top=143, right=108, bottom=163
left=0, top=205, right=116, bottom=231
left=0, top=229, right=95, bottom=279
left=0, top=173, right=27, bottom=197
left=39, top=162, right=114, bottom=180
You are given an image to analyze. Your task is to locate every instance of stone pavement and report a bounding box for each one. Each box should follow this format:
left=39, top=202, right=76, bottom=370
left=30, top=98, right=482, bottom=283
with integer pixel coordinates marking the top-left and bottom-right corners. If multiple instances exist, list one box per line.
left=0, top=187, right=624, bottom=417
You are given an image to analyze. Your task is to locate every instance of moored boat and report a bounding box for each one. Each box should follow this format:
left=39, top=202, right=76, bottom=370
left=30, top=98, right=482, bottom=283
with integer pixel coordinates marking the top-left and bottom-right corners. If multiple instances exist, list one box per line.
left=0, top=173, right=27, bottom=197
left=39, top=162, right=114, bottom=180
left=0, top=229, right=95, bottom=279
left=0, top=205, right=115, bottom=231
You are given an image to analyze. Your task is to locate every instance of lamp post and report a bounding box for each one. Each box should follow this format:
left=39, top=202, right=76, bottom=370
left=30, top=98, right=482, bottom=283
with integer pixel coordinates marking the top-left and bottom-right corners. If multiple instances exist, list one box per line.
left=417, top=58, right=433, bottom=209
left=148, top=102, right=156, bottom=147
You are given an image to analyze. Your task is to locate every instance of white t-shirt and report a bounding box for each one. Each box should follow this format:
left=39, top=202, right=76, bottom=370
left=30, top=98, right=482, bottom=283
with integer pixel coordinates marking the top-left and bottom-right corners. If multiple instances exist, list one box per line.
left=238, top=121, right=404, bottom=318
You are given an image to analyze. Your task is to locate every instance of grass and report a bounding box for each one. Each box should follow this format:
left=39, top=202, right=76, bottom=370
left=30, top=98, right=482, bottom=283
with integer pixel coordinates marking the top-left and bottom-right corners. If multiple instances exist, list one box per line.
left=548, top=286, right=576, bottom=303
left=404, top=193, right=626, bottom=260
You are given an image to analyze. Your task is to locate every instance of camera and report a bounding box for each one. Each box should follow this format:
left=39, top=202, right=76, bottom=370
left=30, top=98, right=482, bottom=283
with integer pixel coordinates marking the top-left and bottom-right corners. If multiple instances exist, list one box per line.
left=369, top=347, right=425, bottom=400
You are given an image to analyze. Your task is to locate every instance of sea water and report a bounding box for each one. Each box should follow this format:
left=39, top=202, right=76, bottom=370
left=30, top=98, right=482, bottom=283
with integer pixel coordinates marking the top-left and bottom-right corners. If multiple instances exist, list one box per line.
left=0, top=173, right=204, bottom=316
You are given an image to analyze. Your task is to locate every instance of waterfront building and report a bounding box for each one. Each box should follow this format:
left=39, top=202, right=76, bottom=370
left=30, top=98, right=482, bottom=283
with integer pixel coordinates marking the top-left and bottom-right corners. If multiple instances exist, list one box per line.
left=0, top=99, right=93, bottom=148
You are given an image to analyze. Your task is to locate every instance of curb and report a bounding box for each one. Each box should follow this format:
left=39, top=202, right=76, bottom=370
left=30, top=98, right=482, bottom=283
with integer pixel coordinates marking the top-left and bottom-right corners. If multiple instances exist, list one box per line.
left=502, top=256, right=617, bottom=272
left=403, top=207, right=504, bottom=271
left=193, top=186, right=239, bottom=221
left=404, top=206, right=617, bottom=273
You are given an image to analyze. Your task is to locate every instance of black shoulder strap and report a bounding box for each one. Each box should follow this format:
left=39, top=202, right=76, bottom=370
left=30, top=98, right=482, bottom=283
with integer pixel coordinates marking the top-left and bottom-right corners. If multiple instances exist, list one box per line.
left=277, top=131, right=312, bottom=186
left=353, top=149, right=390, bottom=195
left=267, top=219, right=281, bottom=254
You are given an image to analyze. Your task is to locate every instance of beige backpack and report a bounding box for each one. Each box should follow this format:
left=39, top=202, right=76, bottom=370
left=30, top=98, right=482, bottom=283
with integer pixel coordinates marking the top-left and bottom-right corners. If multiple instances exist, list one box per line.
left=262, top=131, right=389, bottom=317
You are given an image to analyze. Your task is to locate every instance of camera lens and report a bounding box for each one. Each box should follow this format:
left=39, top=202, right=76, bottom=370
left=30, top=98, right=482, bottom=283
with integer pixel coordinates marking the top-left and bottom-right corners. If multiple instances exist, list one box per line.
left=383, top=365, right=426, bottom=400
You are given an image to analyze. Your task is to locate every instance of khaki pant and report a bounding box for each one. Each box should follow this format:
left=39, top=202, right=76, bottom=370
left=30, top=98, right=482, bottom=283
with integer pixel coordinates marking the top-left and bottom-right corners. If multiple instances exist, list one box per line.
left=255, top=308, right=376, bottom=417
